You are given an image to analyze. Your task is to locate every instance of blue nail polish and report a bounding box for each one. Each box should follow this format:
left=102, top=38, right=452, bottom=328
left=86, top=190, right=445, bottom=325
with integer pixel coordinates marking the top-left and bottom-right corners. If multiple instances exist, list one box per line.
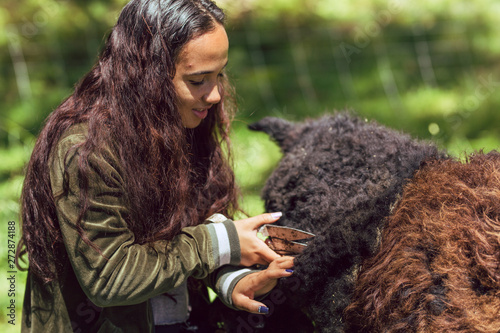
left=286, top=269, right=294, bottom=273
left=258, top=306, right=269, bottom=314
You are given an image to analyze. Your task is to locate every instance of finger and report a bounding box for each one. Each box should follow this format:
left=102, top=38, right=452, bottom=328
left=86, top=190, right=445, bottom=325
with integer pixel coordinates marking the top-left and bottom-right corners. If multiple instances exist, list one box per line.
left=234, top=295, right=269, bottom=314
left=247, top=212, right=283, bottom=229
left=244, top=267, right=292, bottom=298
left=258, top=244, right=281, bottom=263
left=271, top=255, right=295, bottom=265
left=267, top=259, right=294, bottom=271
left=251, top=266, right=293, bottom=286
left=276, top=255, right=295, bottom=269
left=262, top=256, right=294, bottom=274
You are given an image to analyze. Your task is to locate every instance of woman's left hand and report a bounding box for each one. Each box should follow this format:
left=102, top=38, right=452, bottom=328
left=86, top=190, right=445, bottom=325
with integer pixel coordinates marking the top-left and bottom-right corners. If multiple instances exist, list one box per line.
left=232, top=256, right=295, bottom=314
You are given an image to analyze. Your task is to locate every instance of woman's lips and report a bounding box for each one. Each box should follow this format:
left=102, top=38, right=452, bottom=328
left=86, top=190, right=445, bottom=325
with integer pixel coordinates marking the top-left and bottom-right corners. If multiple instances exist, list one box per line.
left=193, top=108, right=208, bottom=119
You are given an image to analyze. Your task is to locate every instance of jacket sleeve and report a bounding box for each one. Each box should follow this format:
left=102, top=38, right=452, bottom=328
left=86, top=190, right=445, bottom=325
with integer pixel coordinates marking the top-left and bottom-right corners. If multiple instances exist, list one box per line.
left=49, top=129, right=241, bottom=307
left=206, top=265, right=259, bottom=308
left=203, top=215, right=263, bottom=309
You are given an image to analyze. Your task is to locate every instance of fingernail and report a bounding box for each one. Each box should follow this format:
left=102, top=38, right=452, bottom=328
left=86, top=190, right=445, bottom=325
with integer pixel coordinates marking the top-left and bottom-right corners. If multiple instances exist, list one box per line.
left=258, top=306, right=269, bottom=314
left=285, top=269, right=294, bottom=273
left=271, top=212, right=282, bottom=219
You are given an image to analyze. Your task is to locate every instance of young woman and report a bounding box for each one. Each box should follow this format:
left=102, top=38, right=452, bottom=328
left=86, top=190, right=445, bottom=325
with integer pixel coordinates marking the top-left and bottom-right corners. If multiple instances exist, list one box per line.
left=16, top=0, right=293, bottom=332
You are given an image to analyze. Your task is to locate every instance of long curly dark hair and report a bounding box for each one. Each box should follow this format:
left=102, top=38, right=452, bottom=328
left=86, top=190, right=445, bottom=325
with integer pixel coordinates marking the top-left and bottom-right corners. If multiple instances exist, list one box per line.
left=17, top=0, right=239, bottom=283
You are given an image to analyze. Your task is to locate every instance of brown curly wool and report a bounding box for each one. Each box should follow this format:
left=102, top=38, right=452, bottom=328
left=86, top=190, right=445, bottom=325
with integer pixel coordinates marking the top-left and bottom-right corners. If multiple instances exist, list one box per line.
left=344, top=151, right=500, bottom=333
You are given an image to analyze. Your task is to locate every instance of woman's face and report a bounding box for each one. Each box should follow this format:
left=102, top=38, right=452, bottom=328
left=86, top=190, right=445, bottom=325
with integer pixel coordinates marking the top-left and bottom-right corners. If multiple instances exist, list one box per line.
left=173, top=23, right=229, bottom=128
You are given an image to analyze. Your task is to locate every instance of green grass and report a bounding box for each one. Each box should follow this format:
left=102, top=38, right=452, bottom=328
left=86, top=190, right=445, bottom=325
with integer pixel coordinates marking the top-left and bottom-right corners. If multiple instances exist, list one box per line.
left=231, top=123, right=282, bottom=218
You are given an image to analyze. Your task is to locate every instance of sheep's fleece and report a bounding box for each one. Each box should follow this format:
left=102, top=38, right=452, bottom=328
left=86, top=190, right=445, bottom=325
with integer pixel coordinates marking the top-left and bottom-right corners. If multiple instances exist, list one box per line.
left=220, top=113, right=444, bottom=333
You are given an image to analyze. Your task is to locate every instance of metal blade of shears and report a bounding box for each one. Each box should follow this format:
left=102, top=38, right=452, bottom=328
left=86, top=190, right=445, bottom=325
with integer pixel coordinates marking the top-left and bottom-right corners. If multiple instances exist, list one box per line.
left=259, top=225, right=315, bottom=255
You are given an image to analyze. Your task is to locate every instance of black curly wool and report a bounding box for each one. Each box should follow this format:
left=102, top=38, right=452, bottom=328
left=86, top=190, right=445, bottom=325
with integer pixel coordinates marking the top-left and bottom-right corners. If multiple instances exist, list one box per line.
left=237, top=113, right=445, bottom=333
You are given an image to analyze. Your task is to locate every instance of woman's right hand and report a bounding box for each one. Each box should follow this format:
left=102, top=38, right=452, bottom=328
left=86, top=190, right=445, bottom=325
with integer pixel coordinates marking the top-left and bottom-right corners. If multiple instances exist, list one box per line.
left=234, top=213, right=282, bottom=266
left=232, top=255, right=295, bottom=314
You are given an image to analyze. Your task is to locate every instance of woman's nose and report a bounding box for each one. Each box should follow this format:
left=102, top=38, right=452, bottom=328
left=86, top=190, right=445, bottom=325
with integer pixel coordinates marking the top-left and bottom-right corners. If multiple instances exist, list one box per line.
left=204, top=83, right=222, bottom=104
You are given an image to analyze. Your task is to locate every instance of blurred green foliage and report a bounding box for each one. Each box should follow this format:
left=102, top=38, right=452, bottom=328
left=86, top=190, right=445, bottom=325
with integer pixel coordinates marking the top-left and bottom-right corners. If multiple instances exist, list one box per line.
left=1, top=0, right=500, bottom=331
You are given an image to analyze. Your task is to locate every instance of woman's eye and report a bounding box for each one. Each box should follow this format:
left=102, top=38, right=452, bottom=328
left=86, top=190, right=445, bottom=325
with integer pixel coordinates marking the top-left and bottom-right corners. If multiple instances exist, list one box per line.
left=189, top=80, right=204, bottom=86
left=189, top=73, right=223, bottom=86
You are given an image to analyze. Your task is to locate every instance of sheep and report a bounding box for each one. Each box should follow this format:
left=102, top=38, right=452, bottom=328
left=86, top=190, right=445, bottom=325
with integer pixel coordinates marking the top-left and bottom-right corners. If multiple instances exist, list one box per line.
left=218, top=112, right=443, bottom=332
left=344, top=151, right=500, bottom=333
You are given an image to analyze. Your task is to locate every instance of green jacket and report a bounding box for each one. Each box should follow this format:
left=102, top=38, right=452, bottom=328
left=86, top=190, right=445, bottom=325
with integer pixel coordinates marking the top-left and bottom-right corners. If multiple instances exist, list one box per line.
left=21, top=124, right=253, bottom=332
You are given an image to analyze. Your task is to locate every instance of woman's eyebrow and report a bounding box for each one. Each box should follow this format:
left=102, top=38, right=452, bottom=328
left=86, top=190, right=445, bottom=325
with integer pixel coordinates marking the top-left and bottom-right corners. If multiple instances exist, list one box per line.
left=185, top=61, right=228, bottom=76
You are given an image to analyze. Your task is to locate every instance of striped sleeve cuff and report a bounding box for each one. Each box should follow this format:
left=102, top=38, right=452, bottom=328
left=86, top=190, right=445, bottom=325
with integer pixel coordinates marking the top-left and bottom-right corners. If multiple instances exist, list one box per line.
left=205, top=217, right=241, bottom=268
left=214, top=266, right=257, bottom=307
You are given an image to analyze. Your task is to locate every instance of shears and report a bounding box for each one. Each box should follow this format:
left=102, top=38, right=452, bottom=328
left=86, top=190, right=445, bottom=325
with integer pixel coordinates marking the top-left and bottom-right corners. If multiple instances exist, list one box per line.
left=258, top=224, right=315, bottom=255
